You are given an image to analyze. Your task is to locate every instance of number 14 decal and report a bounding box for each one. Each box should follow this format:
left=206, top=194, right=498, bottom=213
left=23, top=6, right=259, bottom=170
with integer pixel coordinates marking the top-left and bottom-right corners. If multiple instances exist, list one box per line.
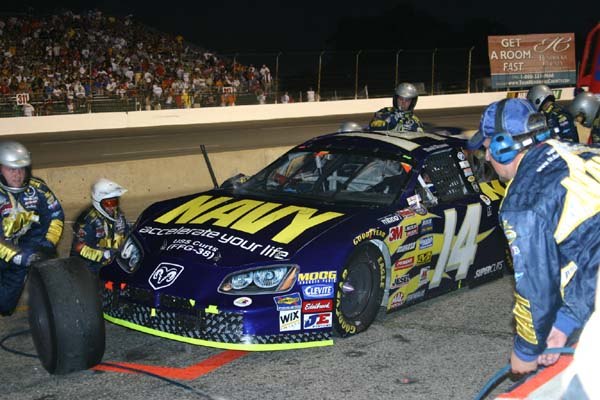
left=429, top=203, right=482, bottom=289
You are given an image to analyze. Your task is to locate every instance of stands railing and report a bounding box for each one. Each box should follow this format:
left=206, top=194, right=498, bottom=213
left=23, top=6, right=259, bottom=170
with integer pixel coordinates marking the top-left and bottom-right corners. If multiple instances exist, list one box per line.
left=2, top=48, right=498, bottom=118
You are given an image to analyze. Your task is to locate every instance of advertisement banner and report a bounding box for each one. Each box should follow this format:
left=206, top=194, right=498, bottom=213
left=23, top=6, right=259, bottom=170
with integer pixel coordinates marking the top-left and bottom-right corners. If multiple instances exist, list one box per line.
left=487, top=33, right=576, bottom=89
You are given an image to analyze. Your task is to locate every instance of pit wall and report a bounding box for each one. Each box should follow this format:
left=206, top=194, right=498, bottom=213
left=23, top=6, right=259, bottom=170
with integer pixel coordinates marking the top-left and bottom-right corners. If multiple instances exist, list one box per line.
left=0, top=88, right=576, bottom=135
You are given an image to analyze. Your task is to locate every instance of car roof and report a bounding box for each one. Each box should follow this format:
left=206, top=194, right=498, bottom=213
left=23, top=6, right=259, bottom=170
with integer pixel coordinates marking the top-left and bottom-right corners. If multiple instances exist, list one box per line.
left=300, top=129, right=466, bottom=157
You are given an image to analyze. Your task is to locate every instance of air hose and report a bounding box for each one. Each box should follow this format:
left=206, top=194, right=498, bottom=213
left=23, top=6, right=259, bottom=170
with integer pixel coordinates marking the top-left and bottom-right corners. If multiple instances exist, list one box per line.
left=473, top=347, right=576, bottom=400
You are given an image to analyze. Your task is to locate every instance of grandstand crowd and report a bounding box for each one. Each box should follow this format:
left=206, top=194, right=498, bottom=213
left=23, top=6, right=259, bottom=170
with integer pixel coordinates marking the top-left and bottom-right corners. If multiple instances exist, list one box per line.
left=0, top=10, right=273, bottom=116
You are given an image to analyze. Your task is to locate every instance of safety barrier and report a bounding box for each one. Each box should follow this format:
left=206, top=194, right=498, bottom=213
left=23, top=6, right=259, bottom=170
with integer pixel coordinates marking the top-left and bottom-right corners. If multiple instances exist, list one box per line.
left=0, top=87, right=576, bottom=136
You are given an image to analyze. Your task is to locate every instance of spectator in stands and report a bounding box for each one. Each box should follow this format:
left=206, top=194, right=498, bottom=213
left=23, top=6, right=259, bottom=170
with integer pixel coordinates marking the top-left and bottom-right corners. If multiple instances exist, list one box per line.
left=71, top=178, right=128, bottom=274
left=281, top=91, right=290, bottom=104
left=306, top=87, right=315, bottom=102
left=22, top=102, right=34, bottom=117
left=527, top=84, right=578, bottom=142
left=369, top=82, right=424, bottom=132
left=0, top=141, right=64, bottom=316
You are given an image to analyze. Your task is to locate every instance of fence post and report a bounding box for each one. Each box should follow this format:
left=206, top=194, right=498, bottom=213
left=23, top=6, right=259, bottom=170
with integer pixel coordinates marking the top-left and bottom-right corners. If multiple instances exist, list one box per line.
left=275, top=51, right=281, bottom=103
left=395, top=49, right=403, bottom=88
left=431, top=48, right=437, bottom=95
left=317, top=50, right=325, bottom=102
left=354, top=50, right=362, bottom=99
left=467, top=46, right=475, bottom=93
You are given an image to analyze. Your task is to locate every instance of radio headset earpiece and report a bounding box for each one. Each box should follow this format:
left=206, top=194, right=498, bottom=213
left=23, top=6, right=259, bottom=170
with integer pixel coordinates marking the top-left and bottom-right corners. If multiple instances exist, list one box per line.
left=487, top=100, right=551, bottom=164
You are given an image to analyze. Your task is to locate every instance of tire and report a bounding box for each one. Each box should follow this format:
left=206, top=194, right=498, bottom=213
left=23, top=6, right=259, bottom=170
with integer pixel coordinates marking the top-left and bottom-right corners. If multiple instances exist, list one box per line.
left=333, top=246, right=385, bottom=337
left=28, top=257, right=105, bottom=375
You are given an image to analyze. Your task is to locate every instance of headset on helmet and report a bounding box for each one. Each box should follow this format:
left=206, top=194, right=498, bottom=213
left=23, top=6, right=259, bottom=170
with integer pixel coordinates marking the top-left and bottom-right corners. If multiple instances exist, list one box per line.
left=393, top=82, right=418, bottom=111
left=0, top=141, right=32, bottom=193
left=92, top=178, right=127, bottom=221
left=487, top=100, right=552, bottom=164
left=526, top=84, right=555, bottom=111
left=337, top=121, right=363, bottom=133
left=569, top=92, right=600, bottom=128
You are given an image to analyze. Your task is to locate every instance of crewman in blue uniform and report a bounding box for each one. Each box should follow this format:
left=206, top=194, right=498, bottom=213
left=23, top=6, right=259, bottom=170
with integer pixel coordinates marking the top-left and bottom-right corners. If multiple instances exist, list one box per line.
left=71, top=178, right=129, bottom=274
left=0, top=141, right=64, bottom=316
left=527, top=84, right=578, bottom=142
left=467, top=98, right=600, bottom=383
left=369, top=82, right=424, bottom=132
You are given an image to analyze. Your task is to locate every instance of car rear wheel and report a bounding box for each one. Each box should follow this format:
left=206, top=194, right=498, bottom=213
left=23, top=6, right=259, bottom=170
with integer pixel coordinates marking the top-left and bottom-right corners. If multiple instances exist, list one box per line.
left=28, top=257, right=105, bottom=375
left=333, top=245, right=385, bottom=337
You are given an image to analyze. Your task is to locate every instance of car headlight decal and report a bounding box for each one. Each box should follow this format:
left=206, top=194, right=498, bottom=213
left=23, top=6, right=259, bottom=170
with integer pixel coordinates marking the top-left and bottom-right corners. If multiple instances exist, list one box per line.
left=116, top=235, right=143, bottom=274
left=219, top=265, right=298, bottom=295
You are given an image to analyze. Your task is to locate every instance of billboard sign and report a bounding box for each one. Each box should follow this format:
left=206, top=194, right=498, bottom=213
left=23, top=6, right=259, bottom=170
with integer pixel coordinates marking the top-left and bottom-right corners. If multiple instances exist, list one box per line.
left=488, top=33, right=576, bottom=89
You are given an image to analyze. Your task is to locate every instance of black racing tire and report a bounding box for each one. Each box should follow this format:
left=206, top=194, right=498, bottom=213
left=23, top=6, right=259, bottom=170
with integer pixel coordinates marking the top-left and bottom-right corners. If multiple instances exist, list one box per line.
left=28, top=257, right=105, bottom=375
left=333, top=245, right=385, bottom=337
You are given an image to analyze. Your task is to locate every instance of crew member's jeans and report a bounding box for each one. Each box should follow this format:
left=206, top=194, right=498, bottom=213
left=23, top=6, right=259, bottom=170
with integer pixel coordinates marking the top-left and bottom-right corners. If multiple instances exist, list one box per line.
left=0, top=261, right=28, bottom=316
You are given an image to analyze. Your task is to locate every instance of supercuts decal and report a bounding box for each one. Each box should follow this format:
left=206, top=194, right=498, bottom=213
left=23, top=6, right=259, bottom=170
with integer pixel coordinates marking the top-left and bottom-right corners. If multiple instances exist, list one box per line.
left=154, top=195, right=344, bottom=244
left=149, top=262, right=184, bottom=290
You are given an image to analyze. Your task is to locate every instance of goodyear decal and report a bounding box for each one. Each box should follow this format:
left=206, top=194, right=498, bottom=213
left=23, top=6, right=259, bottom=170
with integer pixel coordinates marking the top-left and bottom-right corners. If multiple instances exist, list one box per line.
left=513, top=292, right=538, bottom=345
left=353, top=228, right=387, bottom=245
left=154, top=195, right=344, bottom=244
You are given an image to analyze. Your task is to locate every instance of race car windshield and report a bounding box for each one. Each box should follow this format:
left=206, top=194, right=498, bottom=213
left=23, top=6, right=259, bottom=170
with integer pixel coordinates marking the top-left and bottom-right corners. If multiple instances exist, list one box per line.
left=242, top=149, right=412, bottom=206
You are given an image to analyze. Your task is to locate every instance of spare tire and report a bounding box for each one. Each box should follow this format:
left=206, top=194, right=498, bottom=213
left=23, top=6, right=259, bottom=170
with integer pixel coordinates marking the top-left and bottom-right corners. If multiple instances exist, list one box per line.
left=28, top=257, right=105, bottom=375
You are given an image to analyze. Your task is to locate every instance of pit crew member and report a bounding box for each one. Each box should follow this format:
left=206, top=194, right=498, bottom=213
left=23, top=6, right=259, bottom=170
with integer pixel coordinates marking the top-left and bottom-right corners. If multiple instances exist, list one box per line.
left=569, top=91, right=600, bottom=144
left=467, top=98, right=600, bottom=376
left=527, top=84, right=578, bottom=142
left=369, top=82, right=424, bottom=132
left=0, top=141, right=64, bottom=316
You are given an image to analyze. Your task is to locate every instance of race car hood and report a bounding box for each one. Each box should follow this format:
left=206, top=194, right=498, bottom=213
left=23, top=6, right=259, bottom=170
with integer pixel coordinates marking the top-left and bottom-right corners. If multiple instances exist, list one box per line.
left=130, top=189, right=354, bottom=268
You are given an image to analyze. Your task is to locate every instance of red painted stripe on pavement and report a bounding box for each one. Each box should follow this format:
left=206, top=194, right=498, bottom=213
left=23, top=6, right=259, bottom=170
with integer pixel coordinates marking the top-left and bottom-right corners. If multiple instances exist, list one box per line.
left=93, top=350, right=247, bottom=380
left=499, top=354, right=573, bottom=399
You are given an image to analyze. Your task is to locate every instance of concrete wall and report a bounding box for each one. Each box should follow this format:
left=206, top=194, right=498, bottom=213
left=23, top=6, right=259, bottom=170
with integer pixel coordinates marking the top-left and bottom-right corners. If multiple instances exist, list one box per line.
left=0, top=88, right=576, bottom=135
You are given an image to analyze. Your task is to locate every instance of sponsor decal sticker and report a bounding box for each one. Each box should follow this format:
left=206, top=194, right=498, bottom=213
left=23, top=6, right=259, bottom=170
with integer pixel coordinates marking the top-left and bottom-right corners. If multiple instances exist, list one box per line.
left=390, top=274, right=410, bottom=289
left=148, top=262, right=184, bottom=290
left=273, top=292, right=302, bottom=310
left=353, top=228, right=387, bottom=245
left=419, top=235, right=434, bottom=250
left=379, top=214, right=401, bottom=225
left=474, top=261, right=504, bottom=278
left=279, top=309, right=301, bottom=331
left=479, top=195, right=491, bottom=206
left=153, top=195, right=344, bottom=244
left=405, top=223, right=419, bottom=237
left=297, top=271, right=337, bottom=285
left=303, top=312, right=332, bottom=329
left=398, top=208, right=416, bottom=218
left=394, top=257, right=414, bottom=270
left=388, top=225, right=403, bottom=242
left=407, top=289, right=426, bottom=302
left=459, top=160, right=470, bottom=168
left=233, top=297, right=253, bottom=307
left=396, top=241, right=416, bottom=254
left=419, top=267, right=430, bottom=286
left=302, top=299, right=333, bottom=313
left=416, top=251, right=432, bottom=265
left=457, top=151, right=466, bottom=161
left=390, top=291, right=405, bottom=308
left=420, top=218, right=433, bottom=233
left=302, top=283, right=334, bottom=299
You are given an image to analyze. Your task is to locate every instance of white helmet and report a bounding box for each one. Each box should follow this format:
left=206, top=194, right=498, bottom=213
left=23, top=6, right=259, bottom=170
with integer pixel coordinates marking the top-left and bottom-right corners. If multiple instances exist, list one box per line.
left=569, top=92, right=600, bottom=128
left=92, top=178, right=127, bottom=221
left=0, top=141, right=32, bottom=193
left=526, top=84, right=554, bottom=111
left=337, top=121, right=363, bottom=133
left=393, top=82, right=418, bottom=111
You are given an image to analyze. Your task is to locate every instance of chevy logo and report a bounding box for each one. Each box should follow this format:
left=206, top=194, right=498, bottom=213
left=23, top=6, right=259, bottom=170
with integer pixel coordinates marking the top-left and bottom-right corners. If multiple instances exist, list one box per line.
left=148, top=262, right=184, bottom=290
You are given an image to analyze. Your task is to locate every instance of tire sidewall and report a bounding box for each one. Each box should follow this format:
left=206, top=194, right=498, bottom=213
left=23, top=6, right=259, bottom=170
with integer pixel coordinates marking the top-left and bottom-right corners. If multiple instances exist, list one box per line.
left=334, top=245, right=385, bottom=336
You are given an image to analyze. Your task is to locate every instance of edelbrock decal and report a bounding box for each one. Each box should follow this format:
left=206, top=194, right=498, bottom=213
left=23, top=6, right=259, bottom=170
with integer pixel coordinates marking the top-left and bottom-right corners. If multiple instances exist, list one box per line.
left=148, top=262, right=184, bottom=290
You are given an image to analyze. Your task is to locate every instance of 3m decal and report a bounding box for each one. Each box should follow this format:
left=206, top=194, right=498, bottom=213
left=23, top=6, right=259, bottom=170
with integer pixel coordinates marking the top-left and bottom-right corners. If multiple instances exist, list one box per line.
left=155, top=195, right=344, bottom=244
left=429, top=204, right=482, bottom=289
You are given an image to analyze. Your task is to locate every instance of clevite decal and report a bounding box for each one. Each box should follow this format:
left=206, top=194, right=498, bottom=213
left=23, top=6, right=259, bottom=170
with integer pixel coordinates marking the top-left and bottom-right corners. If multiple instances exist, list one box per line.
left=154, top=195, right=344, bottom=244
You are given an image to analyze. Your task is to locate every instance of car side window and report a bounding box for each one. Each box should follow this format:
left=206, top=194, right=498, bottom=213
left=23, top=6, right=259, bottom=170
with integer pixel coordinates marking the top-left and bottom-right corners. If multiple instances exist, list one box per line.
left=419, top=149, right=472, bottom=203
